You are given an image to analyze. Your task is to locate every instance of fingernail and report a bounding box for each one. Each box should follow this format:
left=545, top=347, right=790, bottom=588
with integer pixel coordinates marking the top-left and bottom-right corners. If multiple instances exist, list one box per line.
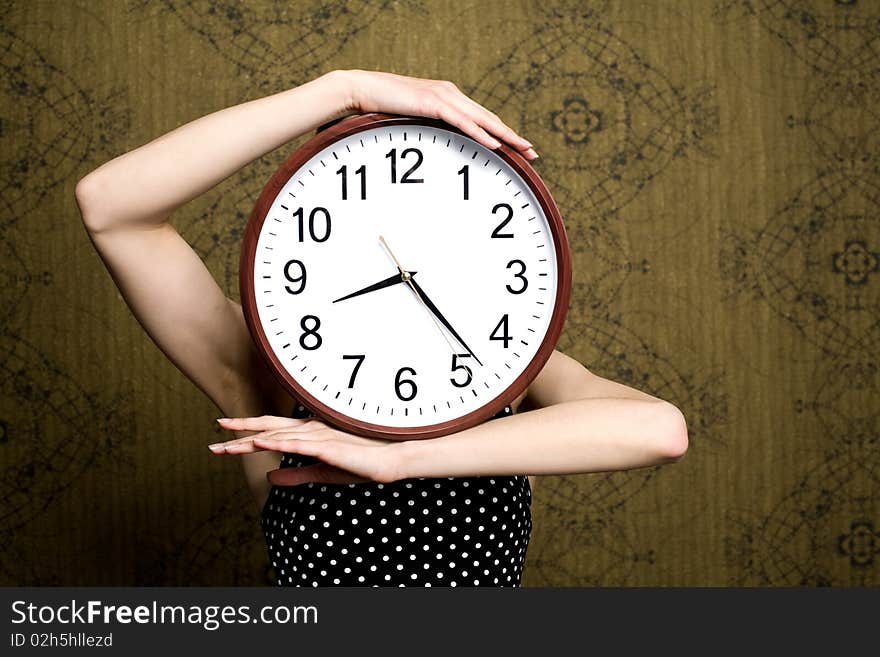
left=208, top=444, right=223, bottom=452
left=523, top=139, right=533, bottom=148
left=489, top=139, right=502, bottom=149
left=216, top=418, right=229, bottom=423
left=525, top=148, right=538, bottom=159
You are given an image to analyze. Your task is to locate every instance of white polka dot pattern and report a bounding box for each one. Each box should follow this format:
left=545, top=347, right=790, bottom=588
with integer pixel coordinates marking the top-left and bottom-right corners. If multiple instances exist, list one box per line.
left=261, top=404, right=532, bottom=587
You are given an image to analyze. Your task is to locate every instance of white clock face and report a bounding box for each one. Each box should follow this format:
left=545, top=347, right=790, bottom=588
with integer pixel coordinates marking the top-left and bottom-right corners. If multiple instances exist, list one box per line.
left=251, top=123, right=559, bottom=430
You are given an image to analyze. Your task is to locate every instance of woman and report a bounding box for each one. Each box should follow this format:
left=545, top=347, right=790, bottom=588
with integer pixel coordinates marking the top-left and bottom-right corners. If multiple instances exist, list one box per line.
left=75, top=69, right=688, bottom=587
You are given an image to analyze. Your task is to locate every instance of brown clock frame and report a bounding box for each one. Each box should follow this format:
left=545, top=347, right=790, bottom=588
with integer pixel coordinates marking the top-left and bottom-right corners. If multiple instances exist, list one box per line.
left=240, top=112, right=572, bottom=440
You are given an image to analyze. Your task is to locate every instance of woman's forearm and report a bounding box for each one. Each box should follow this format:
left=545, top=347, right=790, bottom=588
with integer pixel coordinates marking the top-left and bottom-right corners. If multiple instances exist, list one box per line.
left=395, top=398, right=688, bottom=480
left=76, top=70, right=354, bottom=230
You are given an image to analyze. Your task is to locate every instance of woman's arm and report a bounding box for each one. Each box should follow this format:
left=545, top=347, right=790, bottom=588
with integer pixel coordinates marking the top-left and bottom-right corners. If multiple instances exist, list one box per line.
left=74, top=72, right=363, bottom=502
left=78, top=72, right=348, bottom=233
left=74, top=69, right=536, bottom=504
left=75, top=69, right=535, bottom=413
left=77, top=71, right=534, bottom=234
left=74, top=72, right=363, bottom=426
left=211, top=350, right=689, bottom=486
left=397, top=350, right=688, bottom=479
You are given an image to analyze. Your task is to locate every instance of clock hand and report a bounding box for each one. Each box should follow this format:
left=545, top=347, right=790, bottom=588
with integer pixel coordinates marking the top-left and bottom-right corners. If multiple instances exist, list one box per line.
left=379, top=235, right=462, bottom=358
left=332, top=271, right=418, bottom=304
left=407, top=277, right=483, bottom=367
left=378, top=236, right=483, bottom=367
left=378, top=235, right=410, bottom=277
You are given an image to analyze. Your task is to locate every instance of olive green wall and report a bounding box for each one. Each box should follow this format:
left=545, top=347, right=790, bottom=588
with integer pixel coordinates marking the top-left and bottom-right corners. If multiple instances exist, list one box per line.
left=1, top=0, right=877, bottom=585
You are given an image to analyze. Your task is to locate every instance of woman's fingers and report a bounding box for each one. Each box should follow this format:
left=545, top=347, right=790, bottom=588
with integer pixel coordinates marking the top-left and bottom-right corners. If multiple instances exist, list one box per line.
left=210, top=432, right=302, bottom=454
left=216, top=415, right=303, bottom=432
left=209, top=418, right=311, bottom=452
left=210, top=420, right=390, bottom=453
left=210, top=435, right=306, bottom=455
left=250, top=436, right=329, bottom=458
left=213, top=431, right=392, bottom=486
left=442, top=111, right=502, bottom=150
left=436, top=93, right=538, bottom=159
left=351, top=71, right=535, bottom=158
left=451, top=91, right=534, bottom=152
left=209, top=440, right=265, bottom=454
left=215, top=432, right=310, bottom=454
left=435, top=86, right=537, bottom=157
left=209, top=420, right=335, bottom=451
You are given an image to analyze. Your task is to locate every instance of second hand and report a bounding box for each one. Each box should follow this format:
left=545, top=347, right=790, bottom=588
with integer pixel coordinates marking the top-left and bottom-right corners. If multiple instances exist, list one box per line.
left=378, top=235, right=464, bottom=360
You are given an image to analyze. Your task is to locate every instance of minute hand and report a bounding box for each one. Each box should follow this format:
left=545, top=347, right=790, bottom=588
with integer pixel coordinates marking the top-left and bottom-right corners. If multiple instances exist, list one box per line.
left=408, top=277, right=483, bottom=367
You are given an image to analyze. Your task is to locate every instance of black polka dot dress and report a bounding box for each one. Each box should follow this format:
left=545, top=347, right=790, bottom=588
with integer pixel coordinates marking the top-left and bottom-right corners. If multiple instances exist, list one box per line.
left=261, top=404, right=532, bottom=587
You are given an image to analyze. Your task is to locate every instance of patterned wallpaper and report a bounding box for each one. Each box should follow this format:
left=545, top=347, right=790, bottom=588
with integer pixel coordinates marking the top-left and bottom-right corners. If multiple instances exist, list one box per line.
left=0, top=0, right=877, bottom=585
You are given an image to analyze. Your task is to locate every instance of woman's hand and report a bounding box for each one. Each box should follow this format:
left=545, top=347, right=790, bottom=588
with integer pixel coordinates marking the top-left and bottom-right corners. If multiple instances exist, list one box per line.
left=338, top=69, right=538, bottom=159
left=210, top=415, right=405, bottom=486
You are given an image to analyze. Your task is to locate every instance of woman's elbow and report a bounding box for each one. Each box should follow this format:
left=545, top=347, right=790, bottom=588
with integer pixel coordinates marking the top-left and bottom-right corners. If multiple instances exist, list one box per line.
left=654, top=402, right=689, bottom=463
left=75, top=174, right=108, bottom=233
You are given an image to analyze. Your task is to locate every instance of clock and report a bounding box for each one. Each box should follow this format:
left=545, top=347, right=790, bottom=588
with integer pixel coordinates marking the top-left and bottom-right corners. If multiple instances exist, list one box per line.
left=240, top=112, right=571, bottom=440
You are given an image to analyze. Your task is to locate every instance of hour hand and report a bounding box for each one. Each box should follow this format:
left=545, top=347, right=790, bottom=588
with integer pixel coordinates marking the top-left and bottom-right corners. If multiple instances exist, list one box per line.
left=332, top=271, right=416, bottom=304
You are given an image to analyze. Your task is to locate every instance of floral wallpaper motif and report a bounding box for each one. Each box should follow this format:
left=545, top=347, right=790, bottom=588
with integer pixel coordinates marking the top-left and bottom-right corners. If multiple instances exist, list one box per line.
left=0, top=0, right=875, bottom=585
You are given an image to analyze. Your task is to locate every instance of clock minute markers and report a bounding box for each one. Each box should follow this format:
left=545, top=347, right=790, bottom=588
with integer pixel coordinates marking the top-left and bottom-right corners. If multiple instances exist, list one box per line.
left=341, top=146, right=524, bottom=407
left=246, top=122, right=565, bottom=436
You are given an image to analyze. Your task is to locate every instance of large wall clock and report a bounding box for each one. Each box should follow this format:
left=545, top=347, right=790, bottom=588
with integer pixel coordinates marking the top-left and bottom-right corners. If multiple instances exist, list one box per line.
left=240, top=113, right=571, bottom=440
